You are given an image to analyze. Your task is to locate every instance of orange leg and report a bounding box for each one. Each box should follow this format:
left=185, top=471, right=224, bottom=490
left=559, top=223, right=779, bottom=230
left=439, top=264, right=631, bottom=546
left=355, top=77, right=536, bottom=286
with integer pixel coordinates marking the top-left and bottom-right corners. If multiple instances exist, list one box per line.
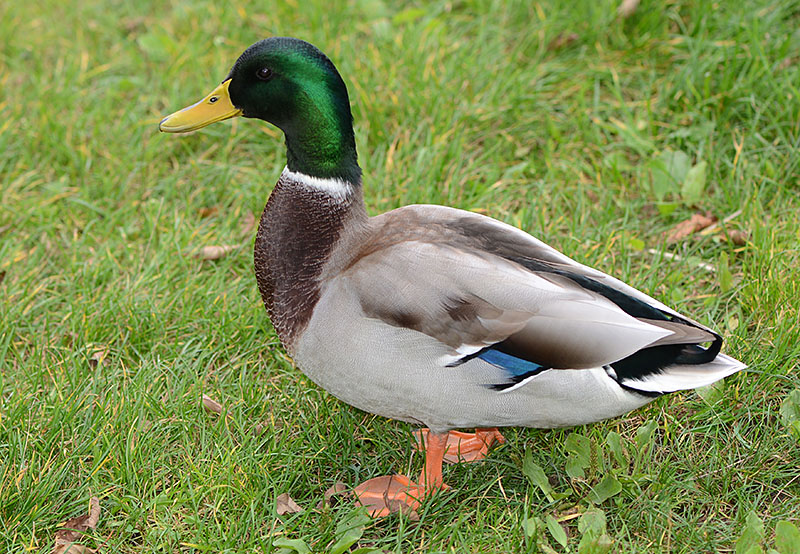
left=413, top=428, right=506, bottom=463
left=353, top=431, right=450, bottom=517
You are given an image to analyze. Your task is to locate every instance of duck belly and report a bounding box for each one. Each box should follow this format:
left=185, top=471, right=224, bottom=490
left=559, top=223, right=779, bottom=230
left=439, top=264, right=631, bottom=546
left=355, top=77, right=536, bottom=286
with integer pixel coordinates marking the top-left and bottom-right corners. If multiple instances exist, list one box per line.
left=293, top=287, right=653, bottom=433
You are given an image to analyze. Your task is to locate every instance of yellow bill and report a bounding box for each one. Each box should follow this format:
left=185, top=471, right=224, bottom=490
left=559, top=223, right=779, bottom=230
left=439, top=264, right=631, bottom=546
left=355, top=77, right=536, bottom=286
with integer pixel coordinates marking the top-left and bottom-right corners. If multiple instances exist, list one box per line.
left=159, top=79, right=242, bottom=133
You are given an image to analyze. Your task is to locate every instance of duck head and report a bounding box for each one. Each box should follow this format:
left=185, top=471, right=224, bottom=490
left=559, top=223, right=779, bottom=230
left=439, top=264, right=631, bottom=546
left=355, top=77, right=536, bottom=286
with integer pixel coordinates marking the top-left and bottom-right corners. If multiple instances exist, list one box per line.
left=159, top=37, right=360, bottom=183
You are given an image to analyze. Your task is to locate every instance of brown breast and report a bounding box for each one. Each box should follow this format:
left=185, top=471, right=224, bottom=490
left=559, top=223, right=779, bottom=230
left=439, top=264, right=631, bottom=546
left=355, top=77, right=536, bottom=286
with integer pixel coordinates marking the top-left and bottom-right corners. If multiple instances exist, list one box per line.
left=253, top=172, right=367, bottom=351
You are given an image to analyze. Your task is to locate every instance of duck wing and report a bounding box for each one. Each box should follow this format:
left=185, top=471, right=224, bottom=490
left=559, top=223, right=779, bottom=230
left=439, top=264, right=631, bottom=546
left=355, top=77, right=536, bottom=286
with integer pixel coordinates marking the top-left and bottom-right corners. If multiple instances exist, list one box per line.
left=343, top=205, right=743, bottom=394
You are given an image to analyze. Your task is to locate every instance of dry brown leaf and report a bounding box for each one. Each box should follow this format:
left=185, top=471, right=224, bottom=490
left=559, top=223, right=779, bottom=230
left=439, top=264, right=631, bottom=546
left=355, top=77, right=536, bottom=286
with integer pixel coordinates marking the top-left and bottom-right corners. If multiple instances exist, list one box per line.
left=195, top=245, right=237, bottom=260
left=253, top=413, right=285, bottom=435
left=88, top=346, right=109, bottom=370
left=240, top=211, right=257, bottom=236
left=618, top=0, right=640, bottom=17
left=547, top=32, right=579, bottom=51
left=53, top=545, right=96, bottom=554
left=202, top=394, right=223, bottom=415
left=276, top=492, right=304, bottom=515
left=665, top=212, right=717, bottom=243
left=120, top=16, right=146, bottom=34
left=52, top=497, right=100, bottom=554
left=316, top=481, right=349, bottom=510
left=198, top=206, right=219, bottom=218
left=724, top=229, right=749, bottom=246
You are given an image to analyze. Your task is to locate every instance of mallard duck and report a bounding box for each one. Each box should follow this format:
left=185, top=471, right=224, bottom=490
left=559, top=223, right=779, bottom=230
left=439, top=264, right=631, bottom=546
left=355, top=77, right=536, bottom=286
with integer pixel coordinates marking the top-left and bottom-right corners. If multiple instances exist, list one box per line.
left=160, top=37, right=745, bottom=516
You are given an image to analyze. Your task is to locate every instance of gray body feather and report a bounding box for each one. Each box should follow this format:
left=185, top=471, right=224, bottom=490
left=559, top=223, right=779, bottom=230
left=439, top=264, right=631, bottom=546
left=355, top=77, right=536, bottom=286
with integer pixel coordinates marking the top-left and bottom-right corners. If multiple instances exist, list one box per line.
left=278, top=200, right=745, bottom=434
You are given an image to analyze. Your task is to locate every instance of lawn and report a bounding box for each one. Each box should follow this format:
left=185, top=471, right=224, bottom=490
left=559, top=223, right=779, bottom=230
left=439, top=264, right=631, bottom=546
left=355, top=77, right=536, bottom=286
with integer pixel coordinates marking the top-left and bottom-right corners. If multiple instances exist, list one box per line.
left=2, top=0, right=800, bottom=552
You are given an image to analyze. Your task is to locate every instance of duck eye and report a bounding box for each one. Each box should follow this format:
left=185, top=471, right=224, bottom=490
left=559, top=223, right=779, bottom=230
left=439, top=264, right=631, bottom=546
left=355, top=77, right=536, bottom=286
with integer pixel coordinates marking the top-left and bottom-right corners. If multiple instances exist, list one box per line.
left=256, top=67, right=273, bottom=81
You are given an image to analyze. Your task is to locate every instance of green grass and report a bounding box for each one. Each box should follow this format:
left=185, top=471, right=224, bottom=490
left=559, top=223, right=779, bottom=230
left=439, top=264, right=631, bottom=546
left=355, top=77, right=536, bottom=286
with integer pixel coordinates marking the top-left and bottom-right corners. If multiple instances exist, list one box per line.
left=2, top=0, right=800, bottom=551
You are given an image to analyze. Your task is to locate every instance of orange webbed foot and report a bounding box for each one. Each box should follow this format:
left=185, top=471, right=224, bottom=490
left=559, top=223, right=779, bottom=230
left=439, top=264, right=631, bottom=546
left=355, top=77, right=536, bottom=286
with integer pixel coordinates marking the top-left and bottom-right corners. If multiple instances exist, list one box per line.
left=413, top=428, right=506, bottom=463
left=353, top=474, right=423, bottom=517
left=354, top=431, right=453, bottom=517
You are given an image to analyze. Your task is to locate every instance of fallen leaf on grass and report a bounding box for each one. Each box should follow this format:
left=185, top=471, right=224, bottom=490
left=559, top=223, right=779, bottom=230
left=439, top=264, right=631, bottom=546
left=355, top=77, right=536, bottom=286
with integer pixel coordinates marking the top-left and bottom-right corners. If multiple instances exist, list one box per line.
left=54, top=542, right=95, bottom=554
left=276, top=493, right=304, bottom=515
left=195, top=245, right=237, bottom=260
left=547, top=32, right=579, bottom=51
left=52, top=497, right=100, bottom=554
left=689, top=209, right=747, bottom=246
left=120, top=16, right=146, bottom=35
left=198, top=206, right=219, bottom=218
left=618, top=0, right=640, bottom=17
left=201, top=394, right=223, bottom=415
left=316, top=482, right=350, bottom=510
left=253, top=413, right=285, bottom=435
left=88, top=346, right=109, bottom=370
left=664, top=212, right=717, bottom=243
left=724, top=229, right=749, bottom=246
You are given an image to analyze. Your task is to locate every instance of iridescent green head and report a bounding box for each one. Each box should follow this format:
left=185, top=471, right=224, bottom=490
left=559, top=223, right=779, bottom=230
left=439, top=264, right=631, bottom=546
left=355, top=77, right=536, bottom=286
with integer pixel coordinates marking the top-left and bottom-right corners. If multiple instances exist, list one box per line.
left=160, top=37, right=361, bottom=184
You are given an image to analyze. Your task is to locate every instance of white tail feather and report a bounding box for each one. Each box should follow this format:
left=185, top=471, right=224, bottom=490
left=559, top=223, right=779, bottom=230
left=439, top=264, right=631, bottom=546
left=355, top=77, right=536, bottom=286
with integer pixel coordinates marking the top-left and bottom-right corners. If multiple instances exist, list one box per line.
left=620, top=353, right=746, bottom=393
